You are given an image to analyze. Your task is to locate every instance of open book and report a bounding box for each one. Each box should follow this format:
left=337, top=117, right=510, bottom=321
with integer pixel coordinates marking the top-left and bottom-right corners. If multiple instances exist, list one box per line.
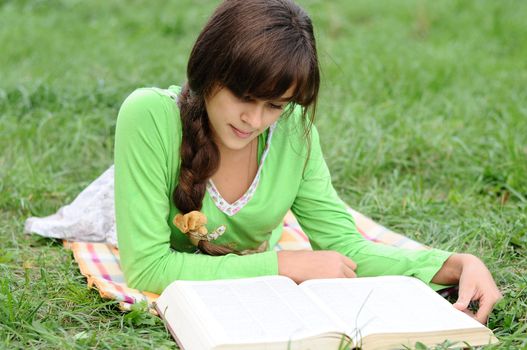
left=155, top=275, right=498, bottom=350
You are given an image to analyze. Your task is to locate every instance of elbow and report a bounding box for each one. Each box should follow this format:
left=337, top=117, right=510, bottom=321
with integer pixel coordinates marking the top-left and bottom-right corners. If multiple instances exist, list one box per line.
left=120, top=254, right=164, bottom=294
left=121, top=258, right=147, bottom=291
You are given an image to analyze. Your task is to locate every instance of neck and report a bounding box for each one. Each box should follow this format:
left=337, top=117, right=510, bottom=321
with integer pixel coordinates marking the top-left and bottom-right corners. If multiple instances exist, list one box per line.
left=217, top=137, right=257, bottom=161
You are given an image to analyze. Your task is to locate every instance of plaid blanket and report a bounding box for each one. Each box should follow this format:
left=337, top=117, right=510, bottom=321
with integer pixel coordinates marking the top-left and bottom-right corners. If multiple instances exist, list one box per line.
left=65, top=208, right=427, bottom=313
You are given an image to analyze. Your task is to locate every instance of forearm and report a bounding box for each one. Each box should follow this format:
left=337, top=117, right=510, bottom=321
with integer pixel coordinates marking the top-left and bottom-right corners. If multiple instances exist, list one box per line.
left=122, top=247, right=279, bottom=294
left=340, top=239, right=453, bottom=285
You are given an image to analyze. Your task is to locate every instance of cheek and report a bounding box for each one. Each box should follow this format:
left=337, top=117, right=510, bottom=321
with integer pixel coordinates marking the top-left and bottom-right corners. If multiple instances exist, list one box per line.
left=206, top=106, right=224, bottom=133
left=214, top=101, right=239, bottom=121
left=207, top=102, right=227, bottom=124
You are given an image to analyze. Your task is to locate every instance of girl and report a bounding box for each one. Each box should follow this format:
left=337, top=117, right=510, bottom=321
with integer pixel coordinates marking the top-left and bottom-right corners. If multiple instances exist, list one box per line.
left=114, top=0, right=501, bottom=324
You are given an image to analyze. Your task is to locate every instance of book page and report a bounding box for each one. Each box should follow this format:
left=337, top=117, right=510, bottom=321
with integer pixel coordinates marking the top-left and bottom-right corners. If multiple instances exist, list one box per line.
left=300, top=276, right=485, bottom=339
left=178, top=276, right=343, bottom=345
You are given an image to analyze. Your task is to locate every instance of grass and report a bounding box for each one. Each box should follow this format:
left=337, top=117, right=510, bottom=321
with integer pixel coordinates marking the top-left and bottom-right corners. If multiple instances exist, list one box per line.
left=1, top=0, right=526, bottom=348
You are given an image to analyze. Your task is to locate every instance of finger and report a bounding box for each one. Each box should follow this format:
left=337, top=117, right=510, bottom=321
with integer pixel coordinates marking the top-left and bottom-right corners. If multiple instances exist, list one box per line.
left=475, top=297, right=498, bottom=324
left=343, top=257, right=357, bottom=271
left=342, top=264, right=357, bottom=278
left=453, top=287, right=475, bottom=311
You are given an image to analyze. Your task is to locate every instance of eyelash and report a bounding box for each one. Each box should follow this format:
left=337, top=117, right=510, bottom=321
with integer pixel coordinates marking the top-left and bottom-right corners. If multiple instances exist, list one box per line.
left=240, top=95, right=284, bottom=110
left=268, top=103, right=284, bottom=110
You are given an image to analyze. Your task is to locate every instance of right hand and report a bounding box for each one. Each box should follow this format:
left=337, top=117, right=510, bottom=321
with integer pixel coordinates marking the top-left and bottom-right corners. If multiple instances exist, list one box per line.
left=277, top=250, right=357, bottom=284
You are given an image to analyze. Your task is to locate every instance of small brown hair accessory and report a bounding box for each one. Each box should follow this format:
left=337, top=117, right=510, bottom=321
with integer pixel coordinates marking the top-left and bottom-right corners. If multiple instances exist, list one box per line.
left=173, top=211, right=227, bottom=247
left=172, top=211, right=265, bottom=256
left=173, top=211, right=209, bottom=246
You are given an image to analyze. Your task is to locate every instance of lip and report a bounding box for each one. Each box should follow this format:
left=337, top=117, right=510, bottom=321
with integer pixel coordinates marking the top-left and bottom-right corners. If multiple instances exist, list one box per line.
left=230, top=124, right=253, bottom=139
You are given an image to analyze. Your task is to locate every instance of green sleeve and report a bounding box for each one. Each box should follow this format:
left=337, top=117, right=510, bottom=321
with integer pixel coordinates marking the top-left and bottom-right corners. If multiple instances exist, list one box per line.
left=114, top=88, right=278, bottom=294
left=290, top=124, right=453, bottom=288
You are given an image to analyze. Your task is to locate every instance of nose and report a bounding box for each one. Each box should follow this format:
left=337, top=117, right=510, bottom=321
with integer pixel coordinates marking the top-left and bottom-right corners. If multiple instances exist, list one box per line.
left=241, top=102, right=265, bottom=130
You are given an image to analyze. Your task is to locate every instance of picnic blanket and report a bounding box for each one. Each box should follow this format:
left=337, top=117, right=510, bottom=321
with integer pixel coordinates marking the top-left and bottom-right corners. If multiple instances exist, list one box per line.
left=64, top=208, right=428, bottom=313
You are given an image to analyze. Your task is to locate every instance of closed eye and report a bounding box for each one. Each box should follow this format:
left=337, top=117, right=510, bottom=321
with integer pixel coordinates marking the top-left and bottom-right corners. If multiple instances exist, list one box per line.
left=239, top=93, right=285, bottom=110
left=268, top=102, right=285, bottom=110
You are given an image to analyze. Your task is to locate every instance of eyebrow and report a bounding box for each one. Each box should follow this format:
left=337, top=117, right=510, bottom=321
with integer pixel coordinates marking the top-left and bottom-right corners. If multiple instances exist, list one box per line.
left=274, top=96, right=293, bottom=102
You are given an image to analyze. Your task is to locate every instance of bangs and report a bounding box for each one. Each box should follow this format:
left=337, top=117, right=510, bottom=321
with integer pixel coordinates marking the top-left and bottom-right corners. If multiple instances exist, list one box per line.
left=219, top=31, right=319, bottom=108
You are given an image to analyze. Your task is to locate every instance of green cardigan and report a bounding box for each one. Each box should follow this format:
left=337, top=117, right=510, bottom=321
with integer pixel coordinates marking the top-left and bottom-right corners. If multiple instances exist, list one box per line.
left=114, top=86, right=452, bottom=294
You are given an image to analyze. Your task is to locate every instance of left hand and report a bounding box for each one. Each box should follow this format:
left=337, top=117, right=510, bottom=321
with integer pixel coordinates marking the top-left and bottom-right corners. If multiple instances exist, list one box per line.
left=432, top=253, right=502, bottom=324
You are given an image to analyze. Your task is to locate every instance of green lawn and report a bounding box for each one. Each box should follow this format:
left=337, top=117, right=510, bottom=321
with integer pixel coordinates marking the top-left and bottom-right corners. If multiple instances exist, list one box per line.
left=1, top=0, right=526, bottom=348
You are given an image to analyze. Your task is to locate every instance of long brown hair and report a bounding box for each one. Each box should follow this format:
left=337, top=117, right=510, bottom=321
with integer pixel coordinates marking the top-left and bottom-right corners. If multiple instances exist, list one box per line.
left=174, top=0, right=320, bottom=255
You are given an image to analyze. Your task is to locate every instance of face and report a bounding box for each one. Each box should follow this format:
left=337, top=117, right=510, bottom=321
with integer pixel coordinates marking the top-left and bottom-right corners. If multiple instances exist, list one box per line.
left=205, top=85, right=295, bottom=152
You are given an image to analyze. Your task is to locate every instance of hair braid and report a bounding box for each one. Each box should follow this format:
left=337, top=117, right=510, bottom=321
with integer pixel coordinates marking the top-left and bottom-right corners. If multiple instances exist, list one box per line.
left=174, top=85, right=214, bottom=212
left=174, top=84, right=239, bottom=255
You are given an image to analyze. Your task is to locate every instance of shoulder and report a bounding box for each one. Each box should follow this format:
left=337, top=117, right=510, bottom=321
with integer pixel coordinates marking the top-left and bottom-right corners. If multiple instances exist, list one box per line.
left=122, top=85, right=181, bottom=103
left=116, top=86, right=182, bottom=134
left=118, top=86, right=180, bottom=119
